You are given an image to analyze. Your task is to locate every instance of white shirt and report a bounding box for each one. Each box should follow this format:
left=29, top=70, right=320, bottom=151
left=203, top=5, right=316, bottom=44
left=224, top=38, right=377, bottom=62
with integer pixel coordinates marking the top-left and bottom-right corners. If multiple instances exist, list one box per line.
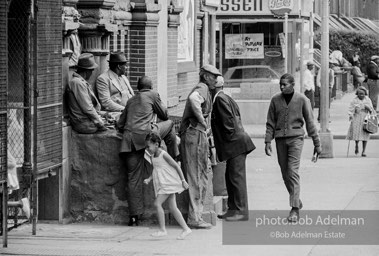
left=303, top=69, right=315, bottom=91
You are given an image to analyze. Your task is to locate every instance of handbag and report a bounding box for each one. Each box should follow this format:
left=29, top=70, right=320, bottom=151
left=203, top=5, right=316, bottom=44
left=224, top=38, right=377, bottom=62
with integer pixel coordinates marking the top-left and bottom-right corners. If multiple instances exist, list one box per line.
left=363, top=113, right=378, bottom=134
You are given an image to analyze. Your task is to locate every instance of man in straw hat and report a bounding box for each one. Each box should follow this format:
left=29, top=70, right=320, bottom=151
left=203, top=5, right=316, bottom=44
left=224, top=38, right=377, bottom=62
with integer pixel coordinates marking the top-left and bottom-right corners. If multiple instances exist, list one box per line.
left=96, top=52, right=134, bottom=114
left=178, top=64, right=220, bottom=229
left=210, top=76, right=255, bottom=221
left=66, top=53, right=107, bottom=133
left=367, top=55, right=379, bottom=111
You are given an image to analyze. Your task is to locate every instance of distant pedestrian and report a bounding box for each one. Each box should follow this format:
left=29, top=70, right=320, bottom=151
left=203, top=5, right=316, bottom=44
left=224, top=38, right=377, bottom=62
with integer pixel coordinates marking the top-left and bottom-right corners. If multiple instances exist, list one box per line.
left=367, top=55, right=379, bottom=111
left=210, top=76, right=255, bottom=221
left=303, top=60, right=315, bottom=109
left=351, top=61, right=366, bottom=89
left=143, top=132, right=192, bottom=240
left=265, top=73, right=321, bottom=223
left=346, top=86, right=374, bottom=157
left=316, top=60, right=335, bottom=121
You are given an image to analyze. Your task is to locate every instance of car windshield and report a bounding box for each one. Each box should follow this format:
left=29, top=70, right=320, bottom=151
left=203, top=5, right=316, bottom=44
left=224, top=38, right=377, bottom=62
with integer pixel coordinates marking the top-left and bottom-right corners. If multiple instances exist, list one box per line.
left=229, top=67, right=279, bottom=80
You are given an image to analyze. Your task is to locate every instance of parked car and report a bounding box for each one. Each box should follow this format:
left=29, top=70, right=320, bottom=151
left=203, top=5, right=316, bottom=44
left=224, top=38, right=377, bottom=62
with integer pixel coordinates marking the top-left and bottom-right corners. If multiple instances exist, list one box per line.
left=223, top=65, right=280, bottom=88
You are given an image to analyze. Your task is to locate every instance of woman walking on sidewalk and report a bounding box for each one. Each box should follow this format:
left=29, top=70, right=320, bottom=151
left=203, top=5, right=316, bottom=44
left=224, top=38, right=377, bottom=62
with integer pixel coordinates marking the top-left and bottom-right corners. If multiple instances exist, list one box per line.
left=144, top=132, right=192, bottom=240
left=346, top=86, right=375, bottom=157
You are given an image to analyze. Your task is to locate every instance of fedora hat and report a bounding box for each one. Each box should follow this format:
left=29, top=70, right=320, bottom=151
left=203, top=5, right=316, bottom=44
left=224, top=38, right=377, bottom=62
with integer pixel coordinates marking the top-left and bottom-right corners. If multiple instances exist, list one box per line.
left=108, top=52, right=128, bottom=63
left=77, top=53, right=98, bottom=70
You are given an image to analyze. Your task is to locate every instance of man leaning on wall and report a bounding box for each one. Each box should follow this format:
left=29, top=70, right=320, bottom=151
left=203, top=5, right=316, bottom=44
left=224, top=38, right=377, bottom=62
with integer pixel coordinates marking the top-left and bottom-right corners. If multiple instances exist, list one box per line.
left=66, top=53, right=107, bottom=134
left=96, top=52, right=134, bottom=119
left=179, top=64, right=220, bottom=229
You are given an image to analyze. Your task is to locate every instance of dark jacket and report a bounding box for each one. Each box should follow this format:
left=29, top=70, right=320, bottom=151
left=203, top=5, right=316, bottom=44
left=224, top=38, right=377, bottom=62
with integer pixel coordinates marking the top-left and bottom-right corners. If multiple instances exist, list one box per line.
left=265, top=92, right=320, bottom=147
left=117, top=89, right=168, bottom=153
left=211, top=91, right=255, bottom=162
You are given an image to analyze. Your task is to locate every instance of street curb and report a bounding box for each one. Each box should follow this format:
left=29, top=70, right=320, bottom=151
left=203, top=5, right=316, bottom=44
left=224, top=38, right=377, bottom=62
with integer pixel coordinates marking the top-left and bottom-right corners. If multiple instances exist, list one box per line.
left=248, top=133, right=379, bottom=140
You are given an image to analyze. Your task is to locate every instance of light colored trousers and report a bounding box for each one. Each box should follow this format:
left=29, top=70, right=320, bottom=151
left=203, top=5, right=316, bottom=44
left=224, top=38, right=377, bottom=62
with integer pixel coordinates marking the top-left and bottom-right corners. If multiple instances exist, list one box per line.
left=180, top=127, right=209, bottom=225
left=275, top=136, right=304, bottom=208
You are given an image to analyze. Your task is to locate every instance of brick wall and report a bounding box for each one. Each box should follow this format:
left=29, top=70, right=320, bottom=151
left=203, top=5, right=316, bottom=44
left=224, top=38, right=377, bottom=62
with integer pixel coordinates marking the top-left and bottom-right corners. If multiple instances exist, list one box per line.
left=129, top=26, right=158, bottom=90
left=36, top=0, right=62, bottom=165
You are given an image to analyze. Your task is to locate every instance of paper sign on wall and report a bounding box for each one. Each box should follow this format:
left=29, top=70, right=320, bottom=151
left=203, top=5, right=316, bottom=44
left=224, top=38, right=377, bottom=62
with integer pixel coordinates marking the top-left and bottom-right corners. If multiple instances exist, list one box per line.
left=225, top=34, right=264, bottom=59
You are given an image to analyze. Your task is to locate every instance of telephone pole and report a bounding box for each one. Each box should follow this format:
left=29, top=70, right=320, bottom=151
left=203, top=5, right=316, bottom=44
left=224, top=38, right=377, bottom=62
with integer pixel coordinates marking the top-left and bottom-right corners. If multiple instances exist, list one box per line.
left=319, top=0, right=334, bottom=158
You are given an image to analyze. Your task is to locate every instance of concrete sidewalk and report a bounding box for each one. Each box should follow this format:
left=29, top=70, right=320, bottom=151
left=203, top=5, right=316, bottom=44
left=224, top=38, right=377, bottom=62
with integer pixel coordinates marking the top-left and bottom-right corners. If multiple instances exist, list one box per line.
left=2, top=139, right=379, bottom=256
left=244, top=91, right=379, bottom=139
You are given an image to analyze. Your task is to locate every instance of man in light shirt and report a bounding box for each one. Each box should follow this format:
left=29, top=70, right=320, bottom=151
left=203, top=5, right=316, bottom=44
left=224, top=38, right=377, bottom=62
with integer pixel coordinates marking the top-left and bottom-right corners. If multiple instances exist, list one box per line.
left=179, top=64, right=220, bottom=229
left=304, top=60, right=315, bottom=109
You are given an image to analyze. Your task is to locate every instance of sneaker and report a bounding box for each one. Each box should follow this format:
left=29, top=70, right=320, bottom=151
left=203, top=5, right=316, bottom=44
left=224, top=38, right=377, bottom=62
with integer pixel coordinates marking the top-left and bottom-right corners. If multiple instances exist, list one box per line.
left=188, top=220, right=212, bottom=229
left=151, top=230, right=167, bottom=237
left=21, top=198, right=30, bottom=219
left=177, top=228, right=192, bottom=240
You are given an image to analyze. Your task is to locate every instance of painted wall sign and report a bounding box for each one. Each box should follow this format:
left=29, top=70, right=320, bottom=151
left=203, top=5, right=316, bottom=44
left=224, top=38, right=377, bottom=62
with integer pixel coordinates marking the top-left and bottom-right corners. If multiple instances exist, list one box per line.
left=217, top=0, right=265, bottom=14
left=225, top=33, right=264, bottom=59
left=269, top=0, right=294, bottom=17
left=216, top=0, right=311, bottom=16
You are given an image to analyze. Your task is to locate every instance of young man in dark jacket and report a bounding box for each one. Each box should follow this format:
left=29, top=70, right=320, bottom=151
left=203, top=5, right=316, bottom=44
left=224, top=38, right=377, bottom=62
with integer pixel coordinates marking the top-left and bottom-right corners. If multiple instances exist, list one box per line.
left=265, top=73, right=322, bottom=222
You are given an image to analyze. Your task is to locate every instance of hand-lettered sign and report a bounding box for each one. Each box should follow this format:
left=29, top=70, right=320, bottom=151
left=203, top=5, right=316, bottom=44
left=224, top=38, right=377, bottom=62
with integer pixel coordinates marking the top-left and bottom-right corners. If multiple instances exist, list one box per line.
left=225, top=34, right=264, bottom=59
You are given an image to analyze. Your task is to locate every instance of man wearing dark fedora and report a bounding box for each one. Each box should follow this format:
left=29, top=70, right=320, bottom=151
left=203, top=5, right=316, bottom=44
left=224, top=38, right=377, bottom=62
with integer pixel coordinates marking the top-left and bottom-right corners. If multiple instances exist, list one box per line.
left=96, top=52, right=134, bottom=113
left=66, top=53, right=107, bottom=134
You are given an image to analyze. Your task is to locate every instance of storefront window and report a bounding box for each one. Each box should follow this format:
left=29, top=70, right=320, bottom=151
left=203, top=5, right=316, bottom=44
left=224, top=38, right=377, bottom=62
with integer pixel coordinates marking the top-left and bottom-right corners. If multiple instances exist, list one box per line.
left=218, top=21, right=285, bottom=99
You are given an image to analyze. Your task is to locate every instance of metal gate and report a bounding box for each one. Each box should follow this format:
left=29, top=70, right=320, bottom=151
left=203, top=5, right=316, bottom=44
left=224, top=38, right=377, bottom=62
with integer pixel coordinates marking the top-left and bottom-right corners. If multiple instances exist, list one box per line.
left=1, top=0, right=33, bottom=245
left=1, top=0, right=63, bottom=247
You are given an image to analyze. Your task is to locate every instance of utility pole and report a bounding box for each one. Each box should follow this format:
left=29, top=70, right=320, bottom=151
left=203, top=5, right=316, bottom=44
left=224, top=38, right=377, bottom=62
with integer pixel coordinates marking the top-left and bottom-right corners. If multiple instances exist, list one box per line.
left=319, top=0, right=334, bottom=158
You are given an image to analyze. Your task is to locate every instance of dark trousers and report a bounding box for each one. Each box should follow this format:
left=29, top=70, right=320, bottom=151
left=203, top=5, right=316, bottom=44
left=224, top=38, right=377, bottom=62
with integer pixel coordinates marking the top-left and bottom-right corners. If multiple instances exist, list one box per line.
left=275, top=136, right=304, bottom=208
left=225, top=153, right=249, bottom=214
left=153, top=119, right=179, bottom=158
left=124, top=148, right=150, bottom=216
left=368, top=79, right=379, bottom=111
left=304, top=89, right=315, bottom=110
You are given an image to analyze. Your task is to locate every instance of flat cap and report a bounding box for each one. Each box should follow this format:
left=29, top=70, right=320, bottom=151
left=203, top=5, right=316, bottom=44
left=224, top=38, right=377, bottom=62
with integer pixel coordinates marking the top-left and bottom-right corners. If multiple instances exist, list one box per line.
left=371, top=55, right=379, bottom=61
left=200, top=64, right=221, bottom=76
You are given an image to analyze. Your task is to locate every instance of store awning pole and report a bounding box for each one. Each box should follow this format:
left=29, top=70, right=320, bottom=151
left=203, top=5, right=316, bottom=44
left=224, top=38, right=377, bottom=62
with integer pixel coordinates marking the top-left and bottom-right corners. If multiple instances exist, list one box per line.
left=284, top=13, right=288, bottom=73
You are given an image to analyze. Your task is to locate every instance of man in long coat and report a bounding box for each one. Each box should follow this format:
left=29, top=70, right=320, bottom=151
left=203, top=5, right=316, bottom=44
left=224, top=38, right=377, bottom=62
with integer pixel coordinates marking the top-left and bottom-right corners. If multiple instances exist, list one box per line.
left=210, top=76, right=255, bottom=221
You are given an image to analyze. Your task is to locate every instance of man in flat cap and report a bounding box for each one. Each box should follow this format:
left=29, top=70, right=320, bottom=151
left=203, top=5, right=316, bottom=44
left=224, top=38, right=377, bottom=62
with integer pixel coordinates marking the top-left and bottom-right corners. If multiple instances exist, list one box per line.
left=66, top=53, right=107, bottom=133
left=179, top=64, right=220, bottom=229
left=304, top=60, right=315, bottom=109
left=367, top=55, right=379, bottom=111
left=96, top=52, right=134, bottom=115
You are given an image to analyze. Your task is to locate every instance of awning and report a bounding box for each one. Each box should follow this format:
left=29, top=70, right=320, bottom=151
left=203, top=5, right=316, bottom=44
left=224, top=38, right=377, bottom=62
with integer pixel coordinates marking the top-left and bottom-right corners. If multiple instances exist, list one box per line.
left=313, top=13, right=379, bottom=35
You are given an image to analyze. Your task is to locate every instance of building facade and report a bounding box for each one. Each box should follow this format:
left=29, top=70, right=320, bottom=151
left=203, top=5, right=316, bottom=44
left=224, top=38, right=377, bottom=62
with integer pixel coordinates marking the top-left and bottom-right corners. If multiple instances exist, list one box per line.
left=1, top=0, right=220, bottom=226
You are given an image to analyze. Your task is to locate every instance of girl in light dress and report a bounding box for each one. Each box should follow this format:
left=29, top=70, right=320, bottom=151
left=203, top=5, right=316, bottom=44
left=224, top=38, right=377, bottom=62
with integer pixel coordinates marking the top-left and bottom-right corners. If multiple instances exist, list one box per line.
left=144, top=132, right=192, bottom=240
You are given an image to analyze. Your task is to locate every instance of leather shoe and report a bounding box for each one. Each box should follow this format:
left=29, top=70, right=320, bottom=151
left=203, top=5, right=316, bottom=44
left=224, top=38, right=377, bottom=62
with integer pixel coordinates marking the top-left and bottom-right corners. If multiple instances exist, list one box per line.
left=217, top=210, right=235, bottom=219
left=287, top=210, right=299, bottom=223
left=225, top=214, right=249, bottom=221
